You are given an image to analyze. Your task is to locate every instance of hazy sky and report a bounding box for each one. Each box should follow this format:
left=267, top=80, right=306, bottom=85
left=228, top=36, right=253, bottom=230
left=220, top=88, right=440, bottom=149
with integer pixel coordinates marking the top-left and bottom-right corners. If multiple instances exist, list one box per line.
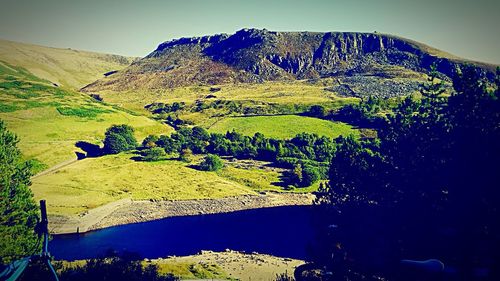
left=0, top=0, right=498, bottom=64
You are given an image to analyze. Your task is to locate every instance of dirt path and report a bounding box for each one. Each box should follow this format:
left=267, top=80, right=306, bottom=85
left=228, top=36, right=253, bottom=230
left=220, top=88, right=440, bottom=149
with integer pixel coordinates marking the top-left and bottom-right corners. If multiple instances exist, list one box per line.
left=32, top=158, right=78, bottom=179
left=49, top=192, right=315, bottom=234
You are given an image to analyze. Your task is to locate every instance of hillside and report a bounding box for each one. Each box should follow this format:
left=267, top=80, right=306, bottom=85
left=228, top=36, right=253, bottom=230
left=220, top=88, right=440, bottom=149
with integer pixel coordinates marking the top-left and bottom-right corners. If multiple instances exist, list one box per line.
left=0, top=60, right=169, bottom=169
left=0, top=38, right=136, bottom=89
left=83, top=28, right=496, bottom=95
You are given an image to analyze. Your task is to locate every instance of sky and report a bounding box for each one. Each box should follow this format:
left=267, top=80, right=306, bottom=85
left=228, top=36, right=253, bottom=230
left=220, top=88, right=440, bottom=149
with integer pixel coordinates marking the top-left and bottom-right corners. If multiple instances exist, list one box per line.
left=0, top=0, right=498, bottom=64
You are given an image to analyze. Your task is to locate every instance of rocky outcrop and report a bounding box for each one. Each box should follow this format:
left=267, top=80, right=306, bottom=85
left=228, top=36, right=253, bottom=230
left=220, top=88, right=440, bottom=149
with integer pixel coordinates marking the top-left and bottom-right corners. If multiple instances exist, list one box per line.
left=82, top=28, right=497, bottom=92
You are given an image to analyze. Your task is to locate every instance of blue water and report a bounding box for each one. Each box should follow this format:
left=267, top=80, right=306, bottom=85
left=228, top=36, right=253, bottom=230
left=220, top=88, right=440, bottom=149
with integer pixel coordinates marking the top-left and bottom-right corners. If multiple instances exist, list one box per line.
left=50, top=206, right=318, bottom=261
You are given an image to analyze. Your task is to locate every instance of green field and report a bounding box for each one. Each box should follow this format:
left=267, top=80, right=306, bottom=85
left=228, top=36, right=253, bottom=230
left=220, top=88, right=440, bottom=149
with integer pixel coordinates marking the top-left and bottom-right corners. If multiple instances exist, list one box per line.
left=95, top=79, right=358, bottom=115
left=31, top=153, right=257, bottom=215
left=208, top=115, right=359, bottom=139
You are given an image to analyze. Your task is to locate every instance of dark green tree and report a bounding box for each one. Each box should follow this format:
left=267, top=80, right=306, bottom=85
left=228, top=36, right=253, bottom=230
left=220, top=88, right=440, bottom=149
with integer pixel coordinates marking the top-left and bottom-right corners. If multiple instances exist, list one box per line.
left=300, top=165, right=320, bottom=187
left=0, top=121, right=39, bottom=264
left=308, top=105, right=326, bottom=118
left=103, top=125, right=137, bottom=154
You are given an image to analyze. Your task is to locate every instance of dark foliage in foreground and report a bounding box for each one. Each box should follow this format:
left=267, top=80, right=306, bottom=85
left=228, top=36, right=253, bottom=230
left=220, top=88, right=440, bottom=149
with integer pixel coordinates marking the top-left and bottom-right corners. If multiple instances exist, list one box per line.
left=0, top=121, right=40, bottom=265
left=19, top=253, right=178, bottom=281
left=313, top=66, right=500, bottom=280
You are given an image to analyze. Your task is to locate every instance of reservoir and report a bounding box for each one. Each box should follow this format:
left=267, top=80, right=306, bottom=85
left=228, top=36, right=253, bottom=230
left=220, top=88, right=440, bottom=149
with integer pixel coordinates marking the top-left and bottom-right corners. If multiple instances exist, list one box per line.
left=50, top=206, right=318, bottom=261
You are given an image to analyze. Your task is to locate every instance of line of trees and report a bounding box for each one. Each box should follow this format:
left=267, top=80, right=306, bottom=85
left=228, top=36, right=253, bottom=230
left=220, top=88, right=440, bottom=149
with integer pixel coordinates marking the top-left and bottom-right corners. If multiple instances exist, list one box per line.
left=141, top=128, right=343, bottom=187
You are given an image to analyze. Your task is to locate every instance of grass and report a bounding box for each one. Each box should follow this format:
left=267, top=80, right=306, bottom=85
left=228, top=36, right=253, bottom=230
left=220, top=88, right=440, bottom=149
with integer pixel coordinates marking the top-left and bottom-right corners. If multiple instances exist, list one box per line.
left=95, top=79, right=358, bottom=115
left=217, top=165, right=321, bottom=193
left=151, top=261, right=231, bottom=279
left=56, top=106, right=113, bottom=118
left=31, top=153, right=255, bottom=215
left=0, top=62, right=170, bottom=168
left=60, top=259, right=232, bottom=280
left=0, top=39, right=135, bottom=89
left=208, top=115, right=359, bottom=139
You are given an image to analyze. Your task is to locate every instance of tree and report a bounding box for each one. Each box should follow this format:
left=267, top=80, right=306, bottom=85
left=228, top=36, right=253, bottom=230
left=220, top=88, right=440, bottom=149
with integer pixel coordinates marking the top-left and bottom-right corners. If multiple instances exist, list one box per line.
left=313, top=67, right=500, bottom=279
left=292, top=164, right=303, bottom=185
left=300, top=165, right=320, bottom=187
left=199, top=154, right=224, bottom=171
left=179, top=148, right=193, bottom=163
left=103, top=125, right=137, bottom=154
left=142, top=147, right=166, bottom=162
left=103, top=133, right=129, bottom=154
left=308, top=105, right=326, bottom=118
left=141, top=135, right=159, bottom=149
left=0, top=121, right=39, bottom=264
left=156, top=135, right=180, bottom=154
left=421, top=63, right=446, bottom=100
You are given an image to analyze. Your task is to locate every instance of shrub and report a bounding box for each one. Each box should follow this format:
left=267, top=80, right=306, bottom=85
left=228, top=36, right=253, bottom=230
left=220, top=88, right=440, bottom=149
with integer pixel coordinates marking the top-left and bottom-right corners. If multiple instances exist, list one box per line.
left=300, top=164, right=320, bottom=187
left=103, top=125, right=137, bottom=154
left=142, top=147, right=166, bottom=162
left=199, top=154, right=224, bottom=171
left=141, top=135, right=159, bottom=148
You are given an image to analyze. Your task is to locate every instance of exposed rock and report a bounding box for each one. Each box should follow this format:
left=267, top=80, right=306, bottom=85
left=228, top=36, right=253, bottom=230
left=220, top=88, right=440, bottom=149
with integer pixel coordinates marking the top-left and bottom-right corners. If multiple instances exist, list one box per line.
left=82, top=28, right=497, bottom=93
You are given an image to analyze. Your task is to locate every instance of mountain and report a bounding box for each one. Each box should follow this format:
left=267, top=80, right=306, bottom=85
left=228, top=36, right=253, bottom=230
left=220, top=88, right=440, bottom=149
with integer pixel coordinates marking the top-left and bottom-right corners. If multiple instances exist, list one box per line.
left=0, top=39, right=136, bottom=89
left=82, top=28, right=497, bottom=96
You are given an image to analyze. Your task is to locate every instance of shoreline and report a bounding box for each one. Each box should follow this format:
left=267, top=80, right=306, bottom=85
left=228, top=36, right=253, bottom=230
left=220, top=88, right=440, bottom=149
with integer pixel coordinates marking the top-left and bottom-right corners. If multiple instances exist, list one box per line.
left=60, top=250, right=305, bottom=280
left=49, top=192, right=316, bottom=235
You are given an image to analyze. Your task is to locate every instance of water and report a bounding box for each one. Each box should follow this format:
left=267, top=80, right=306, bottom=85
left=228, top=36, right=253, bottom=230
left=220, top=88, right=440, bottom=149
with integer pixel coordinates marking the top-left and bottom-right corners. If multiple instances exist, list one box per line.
left=50, top=206, right=318, bottom=261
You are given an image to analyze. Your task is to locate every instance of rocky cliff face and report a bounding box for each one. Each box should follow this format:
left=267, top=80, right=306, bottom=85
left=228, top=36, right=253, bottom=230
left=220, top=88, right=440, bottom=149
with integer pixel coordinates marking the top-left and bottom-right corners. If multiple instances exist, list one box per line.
left=82, top=28, right=496, bottom=92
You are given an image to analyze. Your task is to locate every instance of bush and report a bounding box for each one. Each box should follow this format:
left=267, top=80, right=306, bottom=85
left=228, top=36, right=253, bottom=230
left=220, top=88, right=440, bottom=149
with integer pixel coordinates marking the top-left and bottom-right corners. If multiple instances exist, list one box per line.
left=141, top=135, right=159, bottom=148
left=142, top=147, right=166, bottom=161
left=199, top=154, right=224, bottom=171
left=103, top=133, right=129, bottom=154
left=103, top=125, right=137, bottom=154
left=300, top=164, right=320, bottom=187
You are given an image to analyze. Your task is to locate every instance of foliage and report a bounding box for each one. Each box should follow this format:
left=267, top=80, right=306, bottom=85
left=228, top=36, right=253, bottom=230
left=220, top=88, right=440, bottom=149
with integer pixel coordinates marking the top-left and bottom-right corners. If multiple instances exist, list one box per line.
left=314, top=66, right=500, bottom=279
left=199, top=154, right=224, bottom=171
left=147, top=126, right=341, bottom=187
left=141, top=135, right=159, bottom=149
left=20, top=253, right=179, bottom=281
left=333, top=95, right=390, bottom=127
left=103, top=124, right=137, bottom=154
left=300, top=165, right=320, bottom=187
left=307, top=105, right=326, bottom=118
left=0, top=120, right=39, bottom=264
left=141, top=147, right=166, bottom=162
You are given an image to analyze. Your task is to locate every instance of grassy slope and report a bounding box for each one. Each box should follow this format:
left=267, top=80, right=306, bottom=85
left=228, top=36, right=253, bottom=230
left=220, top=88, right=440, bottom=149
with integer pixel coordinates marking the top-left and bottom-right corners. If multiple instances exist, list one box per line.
left=32, top=153, right=256, bottom=215
left=0, top=61, right=170, bottom=168
left=95, top=79, right=358, bottom=114
left=208, top=115, right=359, bottom=139
left=0, top=39, right=135, bottom=89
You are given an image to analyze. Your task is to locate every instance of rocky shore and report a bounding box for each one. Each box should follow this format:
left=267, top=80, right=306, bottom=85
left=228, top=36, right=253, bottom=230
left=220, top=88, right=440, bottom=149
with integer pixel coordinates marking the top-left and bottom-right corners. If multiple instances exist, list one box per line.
left=50, top=192, right=315, bottom=234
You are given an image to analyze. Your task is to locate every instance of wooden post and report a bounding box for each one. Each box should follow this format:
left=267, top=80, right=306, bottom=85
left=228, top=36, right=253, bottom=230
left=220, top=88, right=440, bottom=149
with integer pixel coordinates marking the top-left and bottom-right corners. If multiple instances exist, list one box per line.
left=40, top=200, right=49, bottom=254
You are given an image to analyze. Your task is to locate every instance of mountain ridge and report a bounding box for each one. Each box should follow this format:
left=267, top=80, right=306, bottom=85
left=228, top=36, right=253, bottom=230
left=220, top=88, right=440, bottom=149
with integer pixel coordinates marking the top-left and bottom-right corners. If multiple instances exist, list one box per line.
left=82, top=28, right=497, bottom=93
